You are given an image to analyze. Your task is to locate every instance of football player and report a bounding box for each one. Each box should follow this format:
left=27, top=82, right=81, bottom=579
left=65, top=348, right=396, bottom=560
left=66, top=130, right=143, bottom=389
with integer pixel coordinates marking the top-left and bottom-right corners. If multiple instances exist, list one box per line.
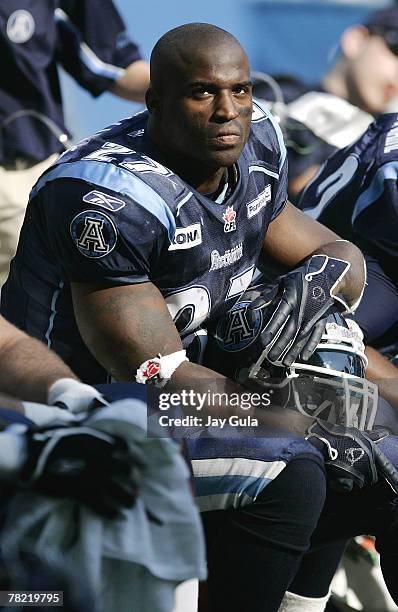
left=253, top=7, right=398, bottom=200
left=1, top=23, right=367, bottom=611
left=297, top=112, right=398, bottom=412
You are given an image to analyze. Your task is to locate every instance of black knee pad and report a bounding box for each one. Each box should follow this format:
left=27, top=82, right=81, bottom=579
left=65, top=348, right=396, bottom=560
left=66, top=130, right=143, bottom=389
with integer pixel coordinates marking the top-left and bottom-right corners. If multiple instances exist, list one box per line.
left=230, top=457, right=327, bottom=553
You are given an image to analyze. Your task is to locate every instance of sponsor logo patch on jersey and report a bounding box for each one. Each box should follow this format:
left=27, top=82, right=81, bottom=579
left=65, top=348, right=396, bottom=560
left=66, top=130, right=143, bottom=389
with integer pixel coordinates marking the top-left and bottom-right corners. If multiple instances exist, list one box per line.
left=223, top=206, right=237, bottom=233
left=127, top=129, right=145, bottom=138
left=247, top=185, right=271, bottom=219
left=7, top=10, right=35, bottom=43
left=70, top=210, right=117, bottom=259
left=210, top=243, right=243, bottom=271
left=168, top=223, right=202, bottom=251
left=82, top=190, right=126, bottom=212
left=216, top=301, right=263, bottom=351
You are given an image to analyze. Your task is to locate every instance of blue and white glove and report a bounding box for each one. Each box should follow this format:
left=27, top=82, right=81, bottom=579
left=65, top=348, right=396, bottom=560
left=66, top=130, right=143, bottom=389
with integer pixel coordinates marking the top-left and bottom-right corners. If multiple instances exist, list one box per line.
left=307, top=421, right=398, bottom=494
left=249, top=254, right=351, bottom=366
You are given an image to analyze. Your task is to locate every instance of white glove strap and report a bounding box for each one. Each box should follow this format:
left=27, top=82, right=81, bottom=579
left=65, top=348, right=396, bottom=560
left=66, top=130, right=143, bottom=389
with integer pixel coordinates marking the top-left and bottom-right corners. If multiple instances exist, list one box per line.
left=47, top=378, right=105, bottom=414
left=136, top=350, right=188, bottom=385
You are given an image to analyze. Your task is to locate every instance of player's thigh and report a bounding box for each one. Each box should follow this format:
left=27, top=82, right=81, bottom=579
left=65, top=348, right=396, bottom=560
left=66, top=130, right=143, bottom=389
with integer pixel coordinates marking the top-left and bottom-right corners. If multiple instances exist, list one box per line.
left=353, top=256, right=398, bottom=344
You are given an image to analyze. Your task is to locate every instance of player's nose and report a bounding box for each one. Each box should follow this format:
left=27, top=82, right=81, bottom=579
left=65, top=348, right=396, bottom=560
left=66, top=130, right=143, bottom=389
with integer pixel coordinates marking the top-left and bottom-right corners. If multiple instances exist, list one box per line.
left=213, top=90, right=240, bottom=122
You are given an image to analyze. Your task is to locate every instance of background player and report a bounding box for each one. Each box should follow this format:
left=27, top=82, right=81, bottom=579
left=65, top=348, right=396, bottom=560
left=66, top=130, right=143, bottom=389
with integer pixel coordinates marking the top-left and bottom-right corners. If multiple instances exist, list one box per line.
left=253, top=6, right=398, bottom=200
left=297, top=112, right=398, bottom=415
left=0, top=0, right=150, bottom=287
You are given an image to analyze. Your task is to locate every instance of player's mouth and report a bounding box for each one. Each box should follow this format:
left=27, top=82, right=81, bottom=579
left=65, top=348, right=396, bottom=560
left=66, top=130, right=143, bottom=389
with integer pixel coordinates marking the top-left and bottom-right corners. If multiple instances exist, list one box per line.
left=209, top=133, right=241, bottom=147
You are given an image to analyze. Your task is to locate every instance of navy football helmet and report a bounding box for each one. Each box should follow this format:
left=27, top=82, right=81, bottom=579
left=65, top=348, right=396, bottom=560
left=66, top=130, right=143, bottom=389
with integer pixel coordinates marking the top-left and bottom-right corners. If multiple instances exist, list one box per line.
left=203, top=284, right=378, bottom=430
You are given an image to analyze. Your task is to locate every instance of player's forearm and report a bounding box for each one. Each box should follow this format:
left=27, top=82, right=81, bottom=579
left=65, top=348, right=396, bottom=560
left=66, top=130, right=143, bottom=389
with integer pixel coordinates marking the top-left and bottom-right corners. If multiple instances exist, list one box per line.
left=165, top=360, right=313, bottom=434
left=0, top=329, right=78, bottom=403
left=311, top=240, right=366, bottom=311
left=108, top=60, right=150, bottom=103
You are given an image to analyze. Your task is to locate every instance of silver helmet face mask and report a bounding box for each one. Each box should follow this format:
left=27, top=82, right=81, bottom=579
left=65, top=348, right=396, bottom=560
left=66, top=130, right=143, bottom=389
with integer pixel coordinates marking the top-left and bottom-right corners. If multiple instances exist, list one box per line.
left=248, top=319, right=378, bottom=431
left=203, top=290, right=379, bottom=431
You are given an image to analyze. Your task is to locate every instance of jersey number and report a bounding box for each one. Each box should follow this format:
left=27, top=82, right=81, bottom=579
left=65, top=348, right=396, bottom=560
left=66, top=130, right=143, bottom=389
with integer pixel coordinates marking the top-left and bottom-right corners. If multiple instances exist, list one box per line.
left=165, top=286, right=211, bottom=335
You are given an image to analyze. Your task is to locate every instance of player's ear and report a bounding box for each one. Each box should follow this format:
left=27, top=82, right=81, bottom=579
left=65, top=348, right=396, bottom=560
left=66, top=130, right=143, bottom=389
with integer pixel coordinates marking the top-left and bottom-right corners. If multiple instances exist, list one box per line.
left=340, top=25, right=370, bottom=59
left=146, top=87, right=161, bottom=115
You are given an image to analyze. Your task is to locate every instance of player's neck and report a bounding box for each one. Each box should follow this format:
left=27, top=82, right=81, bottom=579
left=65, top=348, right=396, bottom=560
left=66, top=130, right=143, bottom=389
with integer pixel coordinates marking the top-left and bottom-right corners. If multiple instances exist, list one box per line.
left=145, top=124, right=229, bottom=192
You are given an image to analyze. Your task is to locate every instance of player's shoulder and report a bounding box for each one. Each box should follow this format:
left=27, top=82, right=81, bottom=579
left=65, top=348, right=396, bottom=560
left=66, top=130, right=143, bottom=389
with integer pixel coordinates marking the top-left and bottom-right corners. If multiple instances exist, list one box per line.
left=31, top=111, right=188, bottom=221
left=247, top=100, right=287, bottom=171
left=345, top=113, right=398, bottom=189
left=370, top=113, right=398, bottom=169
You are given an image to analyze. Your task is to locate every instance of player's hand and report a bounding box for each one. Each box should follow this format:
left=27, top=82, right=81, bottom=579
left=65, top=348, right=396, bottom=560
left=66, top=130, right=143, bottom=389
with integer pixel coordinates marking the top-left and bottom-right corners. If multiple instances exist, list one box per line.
left=249, top=255, right=350, bottom=366
left=47, top=378, right=108, bottom=414
left=19, top=426, right=145, bottom=518
left=306, top=421, right=398, bottom=493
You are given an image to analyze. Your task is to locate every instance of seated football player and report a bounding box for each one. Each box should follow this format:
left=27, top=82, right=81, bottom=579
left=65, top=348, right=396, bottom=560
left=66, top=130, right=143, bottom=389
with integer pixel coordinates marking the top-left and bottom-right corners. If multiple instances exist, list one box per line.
left=297, top=112, right=398, bottom=412
left=0, top=22, right=368, bottom=612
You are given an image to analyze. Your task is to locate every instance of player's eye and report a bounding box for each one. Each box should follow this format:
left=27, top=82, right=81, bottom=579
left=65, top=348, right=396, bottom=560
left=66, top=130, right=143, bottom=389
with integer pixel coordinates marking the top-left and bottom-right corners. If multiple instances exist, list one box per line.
left=189, top=85, right=215, bottom=100
left=233, top=85, right=251, bottom=96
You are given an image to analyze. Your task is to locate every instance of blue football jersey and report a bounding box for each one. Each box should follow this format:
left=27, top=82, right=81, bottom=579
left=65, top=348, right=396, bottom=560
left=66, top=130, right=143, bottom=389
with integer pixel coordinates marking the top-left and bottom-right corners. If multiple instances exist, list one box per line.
left=297, top=113, right=398, bottom=283
left=1, top=102, right=288, bottom=383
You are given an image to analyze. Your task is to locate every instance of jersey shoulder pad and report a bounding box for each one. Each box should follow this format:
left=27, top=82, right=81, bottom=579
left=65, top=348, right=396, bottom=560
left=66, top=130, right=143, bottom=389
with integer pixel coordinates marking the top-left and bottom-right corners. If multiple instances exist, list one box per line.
left=249, top=100, right=286, bottom=171
left=375, top=114, right=398, bottom=166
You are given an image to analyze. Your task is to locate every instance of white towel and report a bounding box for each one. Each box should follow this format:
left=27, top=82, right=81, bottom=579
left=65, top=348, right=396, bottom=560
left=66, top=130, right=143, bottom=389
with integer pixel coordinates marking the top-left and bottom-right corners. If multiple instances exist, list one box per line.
left=2, top=399, right=206, bottom=612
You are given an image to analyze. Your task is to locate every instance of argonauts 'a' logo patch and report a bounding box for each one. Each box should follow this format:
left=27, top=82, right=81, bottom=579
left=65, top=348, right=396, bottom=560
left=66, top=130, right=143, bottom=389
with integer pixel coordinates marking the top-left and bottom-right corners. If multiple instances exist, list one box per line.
left=70, top=210, right=117, bottom=259
left=7, top=10, right=35, bottom=43
left=216, top=301, right=263, bottom=352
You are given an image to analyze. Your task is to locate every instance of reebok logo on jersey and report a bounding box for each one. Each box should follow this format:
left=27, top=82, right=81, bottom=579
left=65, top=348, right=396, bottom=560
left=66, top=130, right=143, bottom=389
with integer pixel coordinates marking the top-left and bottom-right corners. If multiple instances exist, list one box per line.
left=210, top=243, right=243, bottom=271
left=168, top=223, right=202, bottom=251
left=246, top=185, right=271, bottom=219
left=82, top=190, right=126, bottom=212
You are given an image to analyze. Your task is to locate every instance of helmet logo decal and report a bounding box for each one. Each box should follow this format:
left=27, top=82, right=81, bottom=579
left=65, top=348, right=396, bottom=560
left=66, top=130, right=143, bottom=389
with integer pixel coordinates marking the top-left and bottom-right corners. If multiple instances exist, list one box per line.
left=216, top=301, right=263, bottom=352
left=345, top=447, right=365, bottom=466
left=312, top=286, right=326, bottom=303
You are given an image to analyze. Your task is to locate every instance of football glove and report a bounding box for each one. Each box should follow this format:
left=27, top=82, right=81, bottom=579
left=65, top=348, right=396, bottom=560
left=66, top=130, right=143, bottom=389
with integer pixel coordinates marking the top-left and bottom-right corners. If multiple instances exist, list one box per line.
left=249, top=255, right=351, bottom=366
left=19, top=426, right=144, bottom=518
left=306, top=421, right=398, bottom=494
left=47, top=378, right=108, bottom=414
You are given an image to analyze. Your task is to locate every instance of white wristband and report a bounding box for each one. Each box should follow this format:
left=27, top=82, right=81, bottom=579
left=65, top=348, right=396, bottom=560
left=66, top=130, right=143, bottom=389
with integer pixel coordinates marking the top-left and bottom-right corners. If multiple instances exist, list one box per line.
left=136, top=350, right=188, bottom=385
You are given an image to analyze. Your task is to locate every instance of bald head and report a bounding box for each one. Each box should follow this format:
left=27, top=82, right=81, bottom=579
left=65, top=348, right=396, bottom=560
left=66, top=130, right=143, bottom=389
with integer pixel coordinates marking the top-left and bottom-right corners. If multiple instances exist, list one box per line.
left=150, top=23, right=247, bottom=92
left=146, top=23, right=252, bottom=179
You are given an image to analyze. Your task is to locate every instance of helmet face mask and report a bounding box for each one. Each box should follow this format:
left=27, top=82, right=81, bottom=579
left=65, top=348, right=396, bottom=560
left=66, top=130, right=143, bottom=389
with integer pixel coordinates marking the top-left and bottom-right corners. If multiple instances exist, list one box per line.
left=203, top=288, right=379, bottom=430
left=274, top=368, right=378, bottom=430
